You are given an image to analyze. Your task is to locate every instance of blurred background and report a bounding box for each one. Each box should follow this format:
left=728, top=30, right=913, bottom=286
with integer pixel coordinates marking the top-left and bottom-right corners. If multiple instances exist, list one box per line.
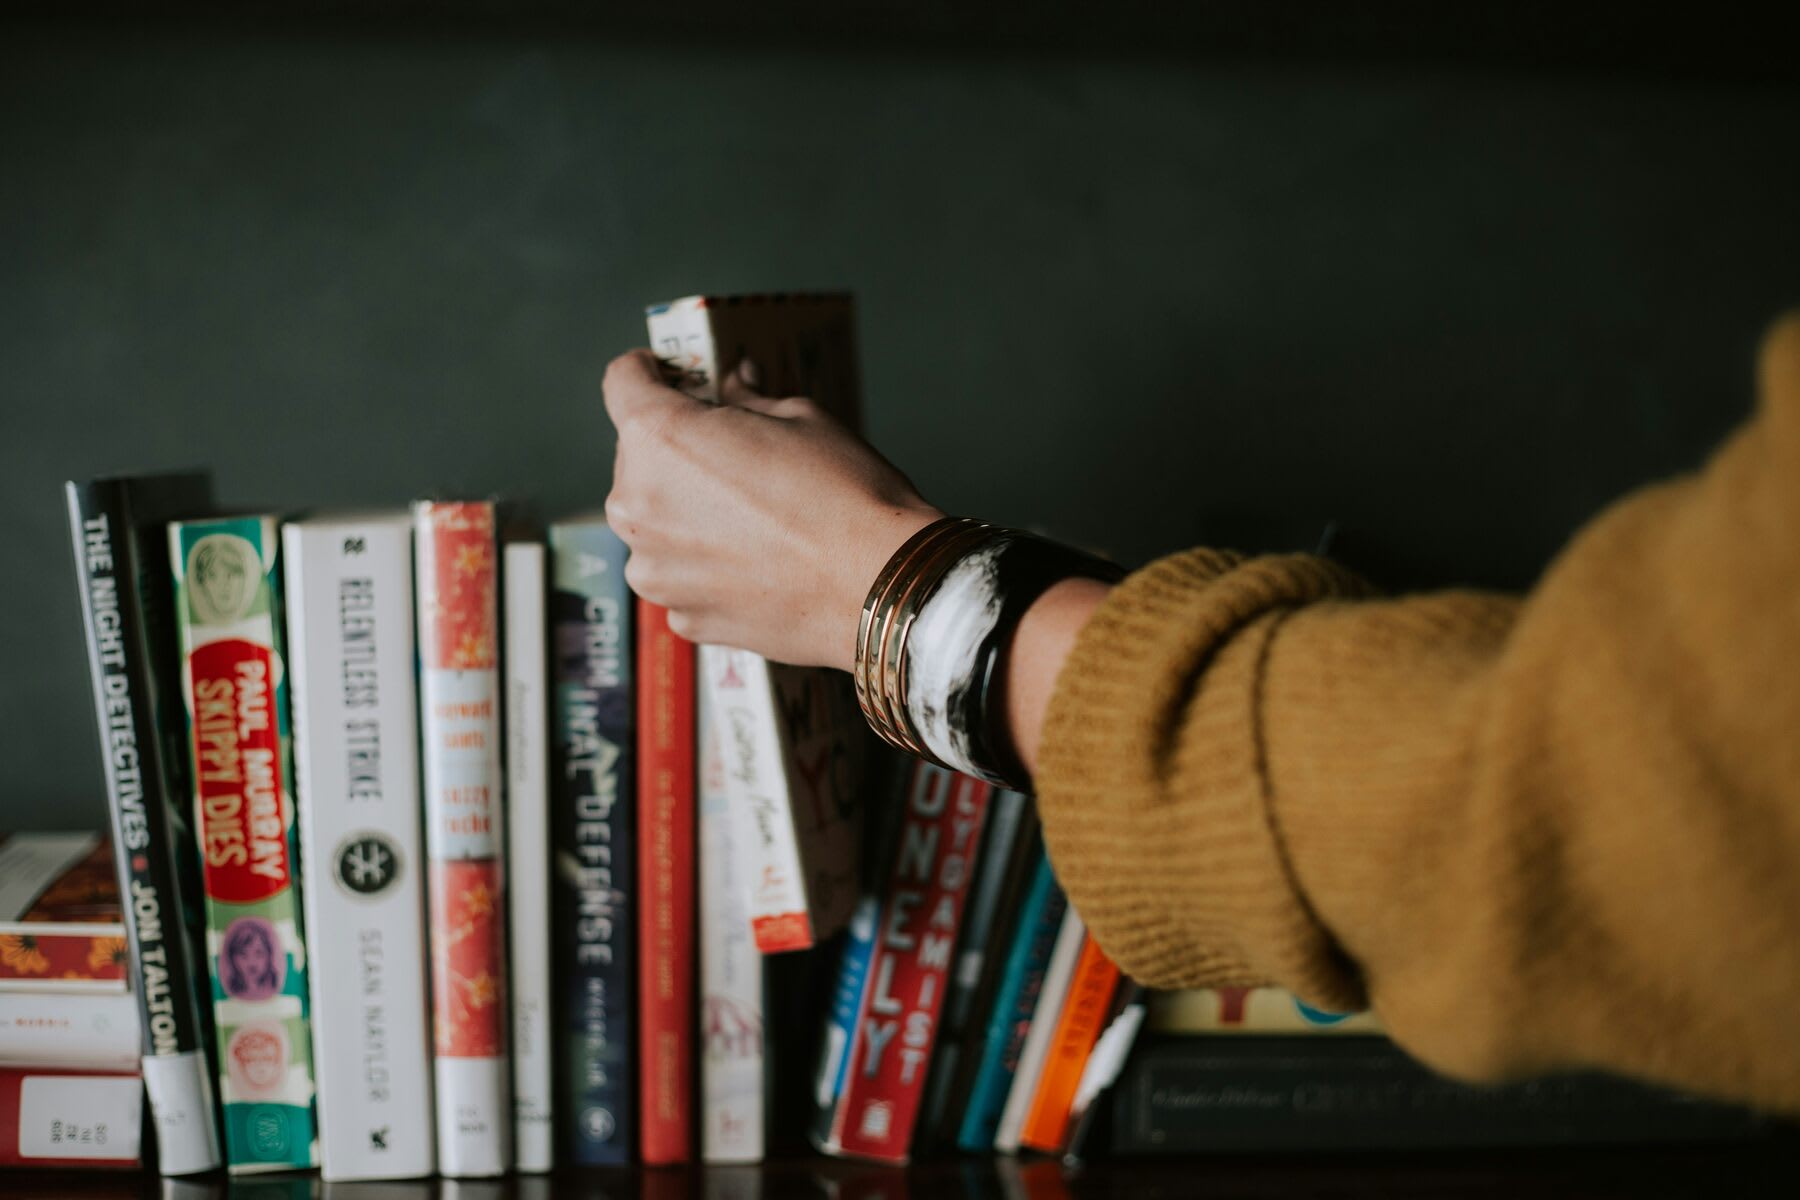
left=5, top=3, right=1799, bottom=832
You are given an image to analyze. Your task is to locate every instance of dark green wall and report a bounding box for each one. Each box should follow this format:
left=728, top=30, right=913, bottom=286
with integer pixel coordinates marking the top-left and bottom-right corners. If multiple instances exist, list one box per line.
left=5, top=25, right=1799, bottom=831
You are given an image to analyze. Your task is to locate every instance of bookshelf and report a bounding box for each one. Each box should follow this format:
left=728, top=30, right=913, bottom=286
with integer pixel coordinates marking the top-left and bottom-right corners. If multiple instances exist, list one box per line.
left=5, top=6, right=1800, bottom=1191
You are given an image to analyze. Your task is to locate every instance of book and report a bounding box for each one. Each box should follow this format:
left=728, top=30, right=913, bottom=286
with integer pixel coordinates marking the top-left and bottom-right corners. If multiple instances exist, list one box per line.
left=698, top=688, right=763, bottom=1164
left=285, top=512, right=436, bottom=1181
left=1108, top=1035, right=1765, bottom=1153
left=956, top=852, right=1065, bottom=1153
left=414, top=500, right=512, bottom=1177
left=915, top=791, right=1034, bottom=1149
left=636, top=598, right=695, bottom=1165
left=994, top=907, right=1085, bottom=1153
left=697, top=647, right=861, bottom=954
left=1059, top=983, right=1146, bottom=1167
left=649, top=294, right=864, bottom=954
left=168, top=512, right=320, bottom=1173
left=1146, top=987, right=1382, bottom=1035
left=503, top=537, right=553, bottom=1173
left=0, top=832, right=128, bottom=993
left=0, top=1067, right=144, bottom=1169
left=546, top=517, right=635, bottom=1166
left=0, top=991, right=139, bottom=1071
left=64, top=473, right=223, bottom=1175
left=1018, top=934, right=1120, bottom=1153
left=818, top=764, right=993, bottom=1164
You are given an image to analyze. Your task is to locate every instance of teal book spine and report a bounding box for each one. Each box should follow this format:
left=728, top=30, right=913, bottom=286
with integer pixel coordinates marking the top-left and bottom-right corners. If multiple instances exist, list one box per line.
left=957, top=853, right=1066, bottom=1152
left=169, top=513, right=320, bottom=1172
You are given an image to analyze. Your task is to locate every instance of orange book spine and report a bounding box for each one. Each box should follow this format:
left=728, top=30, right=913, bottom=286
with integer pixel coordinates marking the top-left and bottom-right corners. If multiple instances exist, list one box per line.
left=1018, top=934, right=1120, bottom=1153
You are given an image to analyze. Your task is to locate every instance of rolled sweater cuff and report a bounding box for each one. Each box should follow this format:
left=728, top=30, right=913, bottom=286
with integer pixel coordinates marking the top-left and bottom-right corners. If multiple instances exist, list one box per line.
left=1035, top=546, right=1370, bottom=1011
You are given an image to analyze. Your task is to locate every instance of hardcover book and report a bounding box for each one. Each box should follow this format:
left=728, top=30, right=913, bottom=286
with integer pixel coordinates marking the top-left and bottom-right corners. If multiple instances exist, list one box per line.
left=636, top=598, right=695, bottom=1165
left=285, top=512, right=436, bottom=1180
left=0, top=1067, right=144, bottom=1170
left=503, top=537, right=553, bottom=1173
left=64, top=473, right=223, bottom=1175
left=169, top=513, right=320, bottom=1173
left=698, top=689, right=763, bottom=1163
left=817, top=764, right=992, bottom=1165
left=1108, top=1035, right=1764, bottom=1153
left=546, top=517, right=635, bottom=1166
left=648, top=294, right=864, bottom=953
left=0, top=832, right=128, bottom=992
left=414, top=500, right=511, bottom=1177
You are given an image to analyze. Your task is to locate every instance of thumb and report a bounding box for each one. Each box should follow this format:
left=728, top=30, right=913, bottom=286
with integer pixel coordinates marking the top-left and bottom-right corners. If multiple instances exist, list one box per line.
left=603, top=348, right=700, bottom=427
left=719, top=357, right=801, bottom=418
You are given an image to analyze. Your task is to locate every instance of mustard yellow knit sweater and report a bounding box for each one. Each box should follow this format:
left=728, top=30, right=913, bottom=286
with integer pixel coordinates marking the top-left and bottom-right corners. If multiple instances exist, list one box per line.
left=1036, top=315, right=1800, bottom=1115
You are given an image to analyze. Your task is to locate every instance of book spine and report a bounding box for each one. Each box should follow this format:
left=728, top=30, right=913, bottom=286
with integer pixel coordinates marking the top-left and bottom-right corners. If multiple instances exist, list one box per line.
left=169, top=514, right=319, bottom=1172
left=956, top=853, right=1065, bottom=1153
left=766, top=662, right=861, bottom=944
left=809, top=895, right=879, bottom=1144
left=994, top=908, right=1086, bottom=1153
left=414, top=501, right=511, bottom=1177
left=1019, top=934, right=1121, bottom=1152
left=916, top=789, right=1030, bottom=1147
left=548, top=522, right=635, bottom=1166
left=699, top=646, right=816, bottom=952
left=1146, top=986, right=1382, bottom=1035
left=698, top=689, right=763, bottom=1163
left=63, top=480, right=222, bottom=1174
left=636, top=599, right=695, bottom=1164
left=1060, top=984, right=1146, bottom=1166
left=828, top=766, right=992, bottom=1164
left=503, top=541, right=552, bottom=1173
left=0, top=991, right=140, bottom=1070
left=0, top=1067, right=144, bottom=1169
left=286, top=517, right=436, bottom=1181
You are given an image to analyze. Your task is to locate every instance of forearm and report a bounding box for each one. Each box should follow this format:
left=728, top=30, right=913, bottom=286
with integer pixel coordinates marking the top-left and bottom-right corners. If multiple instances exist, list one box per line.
left=1001, top=577, right=1114, bottom=777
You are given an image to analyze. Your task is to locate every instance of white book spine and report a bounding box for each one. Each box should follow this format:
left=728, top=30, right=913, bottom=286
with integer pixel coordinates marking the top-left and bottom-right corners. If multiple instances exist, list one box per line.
left=698, top=688, right=764, bottom=1163
left=503, top=541, right=553, bottom=1173
left=700, top=646, right=816, bottom=952
left=285, top=516, right=436, bottom=1181
left=0, top=991, right=140, bottom=1070
left=994, top=909, right=1087, bottom=1153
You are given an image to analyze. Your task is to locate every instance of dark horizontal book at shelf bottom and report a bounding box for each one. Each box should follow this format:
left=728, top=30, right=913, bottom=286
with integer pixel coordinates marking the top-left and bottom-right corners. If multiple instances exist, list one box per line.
left=1104, top=1035, right=1770, bottom=1156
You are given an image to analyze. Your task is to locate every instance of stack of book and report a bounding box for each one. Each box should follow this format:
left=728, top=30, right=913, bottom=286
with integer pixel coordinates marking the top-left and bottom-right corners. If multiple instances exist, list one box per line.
left=1, top=833, right=145, bottom=1170
left=14, top=293, right=1761, bottom=1179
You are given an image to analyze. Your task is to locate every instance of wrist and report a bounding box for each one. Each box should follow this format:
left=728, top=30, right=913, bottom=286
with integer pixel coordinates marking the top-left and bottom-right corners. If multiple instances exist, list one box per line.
left=831, top=502, right=943, bottom=672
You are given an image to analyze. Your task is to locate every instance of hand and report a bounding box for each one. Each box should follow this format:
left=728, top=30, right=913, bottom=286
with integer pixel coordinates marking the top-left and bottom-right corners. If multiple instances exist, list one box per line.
left=602, top=349, right=943, bottom=671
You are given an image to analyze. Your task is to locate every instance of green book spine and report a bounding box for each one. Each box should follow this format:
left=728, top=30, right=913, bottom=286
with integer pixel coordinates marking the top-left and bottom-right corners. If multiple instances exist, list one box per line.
left=169, top=514, right=319, bottom=1172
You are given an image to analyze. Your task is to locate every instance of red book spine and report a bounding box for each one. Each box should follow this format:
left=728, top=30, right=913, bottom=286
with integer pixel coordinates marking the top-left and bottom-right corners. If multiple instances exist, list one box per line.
left=0, top=1067, right=143, bottom=1169
left=832, top=766, right=992, bottom=1163
left=637, top=600, right=696, bottom=1164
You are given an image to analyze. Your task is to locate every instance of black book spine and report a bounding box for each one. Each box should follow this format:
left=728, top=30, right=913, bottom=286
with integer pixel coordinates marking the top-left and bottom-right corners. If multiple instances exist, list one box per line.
left=64, top=478, right=222, bottom=1174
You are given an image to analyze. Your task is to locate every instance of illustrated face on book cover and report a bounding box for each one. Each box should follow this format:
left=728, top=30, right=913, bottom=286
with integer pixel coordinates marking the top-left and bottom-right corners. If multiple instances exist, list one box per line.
left=222, top=915, right=284, bottom=1000
left=189, top=533, right=260, bottom=624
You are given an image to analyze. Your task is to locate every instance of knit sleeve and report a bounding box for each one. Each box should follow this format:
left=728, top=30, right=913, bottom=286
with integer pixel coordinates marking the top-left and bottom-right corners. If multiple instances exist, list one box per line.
left=1035, top=315, right=1800, bottom=1114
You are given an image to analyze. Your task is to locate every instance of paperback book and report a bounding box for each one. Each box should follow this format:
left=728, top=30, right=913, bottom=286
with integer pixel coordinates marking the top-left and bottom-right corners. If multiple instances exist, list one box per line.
left=0, top=831, right=129, bottom=993
left=169, top=513, right=320, bottom=1173
left=0, top=1067, right=144, bottom=1170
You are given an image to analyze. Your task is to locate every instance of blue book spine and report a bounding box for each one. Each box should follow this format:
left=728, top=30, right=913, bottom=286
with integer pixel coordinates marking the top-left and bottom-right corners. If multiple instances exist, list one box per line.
left=819, top=893, right=880, bottom=1110
left=548, top=521, right=635, bottom=1165
left=956, top=853, right=1067, bottom=1152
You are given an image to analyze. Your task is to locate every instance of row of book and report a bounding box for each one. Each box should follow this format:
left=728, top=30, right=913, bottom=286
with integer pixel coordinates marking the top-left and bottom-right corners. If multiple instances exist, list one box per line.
left=16, top=294, right=1766, bottom=1178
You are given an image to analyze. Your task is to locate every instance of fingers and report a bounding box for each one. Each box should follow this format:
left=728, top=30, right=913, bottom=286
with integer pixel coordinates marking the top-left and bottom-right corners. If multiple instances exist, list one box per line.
left=718, top=358, right=821, bottom=421
left=603, top=348, right=701, bottom=428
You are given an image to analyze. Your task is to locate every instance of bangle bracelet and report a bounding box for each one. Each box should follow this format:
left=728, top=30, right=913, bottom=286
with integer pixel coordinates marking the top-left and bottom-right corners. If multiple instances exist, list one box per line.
left=853, top=517, right=1123, bottom=787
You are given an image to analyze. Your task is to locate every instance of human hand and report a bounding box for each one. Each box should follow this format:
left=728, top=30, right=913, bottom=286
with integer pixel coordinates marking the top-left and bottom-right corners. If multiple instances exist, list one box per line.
left=602, top=349, right=943, bottom=671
